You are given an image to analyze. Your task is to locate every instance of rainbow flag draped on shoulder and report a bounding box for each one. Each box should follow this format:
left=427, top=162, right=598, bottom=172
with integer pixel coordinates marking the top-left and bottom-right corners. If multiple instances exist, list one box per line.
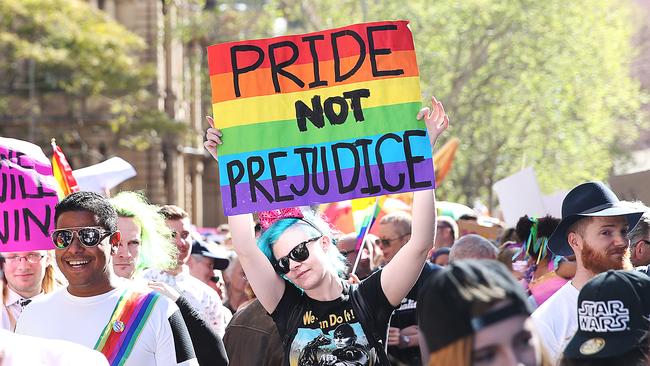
left=94, top=289, right=161, bottom=366
left=207, top=21, right=435, bottom=215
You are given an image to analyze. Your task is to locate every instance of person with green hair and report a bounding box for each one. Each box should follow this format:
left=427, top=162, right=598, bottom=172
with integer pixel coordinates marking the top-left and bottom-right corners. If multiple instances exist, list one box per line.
left=109, top=191, right=177, bottom=279
left=110, top=191, right=229, bottom=365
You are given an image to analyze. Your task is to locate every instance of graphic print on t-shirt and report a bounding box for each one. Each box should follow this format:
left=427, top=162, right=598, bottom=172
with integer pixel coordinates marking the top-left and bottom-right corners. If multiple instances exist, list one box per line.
left=290, top=307, right=377, bottom=366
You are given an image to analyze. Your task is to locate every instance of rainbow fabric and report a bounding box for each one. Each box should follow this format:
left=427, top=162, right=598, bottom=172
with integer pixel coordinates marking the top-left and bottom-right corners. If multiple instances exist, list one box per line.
left=208, top=21, right=435, bottom=215
left=352, top=197, right=381, bottom=250
left=50, top=139, right=79, bottom=198
left=94, top=290, right=161, bottom=366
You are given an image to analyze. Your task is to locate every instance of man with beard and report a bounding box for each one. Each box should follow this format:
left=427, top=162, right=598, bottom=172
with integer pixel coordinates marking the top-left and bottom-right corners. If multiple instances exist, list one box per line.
left=531, top=181, right=644, bottom=364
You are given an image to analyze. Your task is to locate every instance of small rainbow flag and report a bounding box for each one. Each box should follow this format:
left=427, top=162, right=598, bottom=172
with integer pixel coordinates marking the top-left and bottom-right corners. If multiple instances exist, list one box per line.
left=51, top=139, right=79, bottom=198
left=352, top=197, right=381, bottom=250
left=208, top=21, right=435, bottom=215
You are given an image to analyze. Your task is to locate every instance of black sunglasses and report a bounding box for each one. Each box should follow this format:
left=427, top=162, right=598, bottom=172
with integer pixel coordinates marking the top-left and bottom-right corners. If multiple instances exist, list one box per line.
left=378, top=233, right=411, bottom=247
left=273, top=236, right=322, bottom=274
left=51, top=227, right=113, bottom=249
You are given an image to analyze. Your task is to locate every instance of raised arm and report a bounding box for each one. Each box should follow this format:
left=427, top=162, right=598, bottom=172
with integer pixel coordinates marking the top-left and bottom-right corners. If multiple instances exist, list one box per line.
left=380, top=97, right=449, bottom=306
left=204, top=117, right=286, bottom=314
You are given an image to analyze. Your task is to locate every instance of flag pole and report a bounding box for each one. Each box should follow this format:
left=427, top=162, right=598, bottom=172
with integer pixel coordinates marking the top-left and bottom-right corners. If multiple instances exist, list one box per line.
left=351, top=197, right=378, bottom=276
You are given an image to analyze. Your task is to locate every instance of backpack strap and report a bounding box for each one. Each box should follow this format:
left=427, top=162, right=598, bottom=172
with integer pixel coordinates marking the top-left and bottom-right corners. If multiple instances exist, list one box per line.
left=347, top=282, right=392, bottom=366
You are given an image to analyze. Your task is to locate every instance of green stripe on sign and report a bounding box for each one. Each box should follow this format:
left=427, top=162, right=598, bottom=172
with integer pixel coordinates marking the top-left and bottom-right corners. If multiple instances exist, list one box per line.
left=218, top=101, right=423, bottom=156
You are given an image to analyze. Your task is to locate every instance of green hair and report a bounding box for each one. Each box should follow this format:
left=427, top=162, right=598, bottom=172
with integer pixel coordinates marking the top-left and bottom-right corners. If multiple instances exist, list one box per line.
left=109, top=191, right=177, bottom=275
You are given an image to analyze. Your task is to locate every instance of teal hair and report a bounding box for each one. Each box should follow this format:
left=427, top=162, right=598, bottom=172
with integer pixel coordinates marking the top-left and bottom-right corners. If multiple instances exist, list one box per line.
left=257, top=210, right=347, bottom=281
left=109, top=191, right=177, bottom=275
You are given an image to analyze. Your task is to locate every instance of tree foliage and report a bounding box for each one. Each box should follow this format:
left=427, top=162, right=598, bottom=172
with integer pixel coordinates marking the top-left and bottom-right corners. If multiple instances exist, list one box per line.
left=200, top=0, right=645, bottom=208
left=0, top=0, right=185, bottom=154
left=0, top=0, right=147, bottom=97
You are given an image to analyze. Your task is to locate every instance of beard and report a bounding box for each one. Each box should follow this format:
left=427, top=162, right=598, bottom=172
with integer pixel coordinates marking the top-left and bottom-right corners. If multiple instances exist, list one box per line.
left=581, top=241, right=633, bottom=274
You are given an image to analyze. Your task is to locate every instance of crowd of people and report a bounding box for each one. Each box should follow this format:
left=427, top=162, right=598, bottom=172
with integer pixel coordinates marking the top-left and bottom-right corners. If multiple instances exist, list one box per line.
left=1, top=97, right=650, bottom=366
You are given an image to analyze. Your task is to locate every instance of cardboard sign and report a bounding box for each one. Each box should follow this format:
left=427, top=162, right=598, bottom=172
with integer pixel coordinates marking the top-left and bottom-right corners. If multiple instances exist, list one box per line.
left=610, top=170, right=650, bottom=205
left=457, top=219, right=501, bottom=241
left=0, top=138, right=58, bottom=252
left=207, top=21, right=434, bottom=215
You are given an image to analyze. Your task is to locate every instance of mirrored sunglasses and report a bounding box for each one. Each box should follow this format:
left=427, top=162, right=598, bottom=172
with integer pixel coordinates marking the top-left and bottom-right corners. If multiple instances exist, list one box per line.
left=51, top=227, right=113, bottom=249
left=273, top=236, right=322, bottom=275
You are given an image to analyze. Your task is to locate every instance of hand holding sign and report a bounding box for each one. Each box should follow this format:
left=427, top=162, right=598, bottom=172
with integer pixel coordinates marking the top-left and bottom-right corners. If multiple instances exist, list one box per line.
left=204, top=116, right=222, bottom=161
left=417, top=96, right=449, bottom=147
left=207, top=21, right=438, bottom=215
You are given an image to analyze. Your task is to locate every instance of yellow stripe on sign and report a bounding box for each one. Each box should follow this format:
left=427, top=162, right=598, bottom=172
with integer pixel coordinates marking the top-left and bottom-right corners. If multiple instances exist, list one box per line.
left=211, top=76, right=422, bottom=129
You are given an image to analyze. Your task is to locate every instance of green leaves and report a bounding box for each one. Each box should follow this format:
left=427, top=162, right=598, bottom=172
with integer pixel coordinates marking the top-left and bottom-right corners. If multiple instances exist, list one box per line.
left=200, top=0, right=644, bottom=209
left=0, top=0, right=147, bottom=97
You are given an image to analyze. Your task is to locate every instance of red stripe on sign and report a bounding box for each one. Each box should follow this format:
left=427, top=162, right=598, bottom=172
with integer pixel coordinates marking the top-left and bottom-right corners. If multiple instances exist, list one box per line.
left=207, top=20, right=414, bottom=76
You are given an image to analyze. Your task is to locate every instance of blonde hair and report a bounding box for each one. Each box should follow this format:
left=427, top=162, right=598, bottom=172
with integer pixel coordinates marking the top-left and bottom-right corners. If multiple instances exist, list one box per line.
left=428, top=335, right=473, bottom=366
left=41, top=250, right=60, bottom=294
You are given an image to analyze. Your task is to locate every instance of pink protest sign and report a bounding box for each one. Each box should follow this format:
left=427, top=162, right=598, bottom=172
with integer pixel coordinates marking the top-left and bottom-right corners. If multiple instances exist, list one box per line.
left=0, top=138, right=58, bottom=252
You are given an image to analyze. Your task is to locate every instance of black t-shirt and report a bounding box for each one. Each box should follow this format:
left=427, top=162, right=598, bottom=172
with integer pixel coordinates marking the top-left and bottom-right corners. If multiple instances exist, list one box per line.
left=388, top=262, right=440, bottom=365
left=271, top=270, right=395, bottom=366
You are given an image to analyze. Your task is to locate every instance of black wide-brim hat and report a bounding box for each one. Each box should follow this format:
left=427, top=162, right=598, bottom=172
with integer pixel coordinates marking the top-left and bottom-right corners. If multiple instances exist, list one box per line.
left=548, top=181, right=644, bottom=257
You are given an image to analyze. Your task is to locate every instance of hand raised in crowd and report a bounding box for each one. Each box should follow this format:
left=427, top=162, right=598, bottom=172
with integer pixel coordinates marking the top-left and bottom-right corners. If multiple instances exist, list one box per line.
left=417, top=96, right=449, bottom=147
left=148, top=281, right=181, bottom=302
left=204, top=116, right=222, bottom=161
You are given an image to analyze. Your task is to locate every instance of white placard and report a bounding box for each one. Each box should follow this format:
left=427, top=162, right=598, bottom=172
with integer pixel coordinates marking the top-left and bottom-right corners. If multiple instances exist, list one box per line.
left=493, top=167, right=547, bottom=227
left=72, top=157, right=136, bottom=194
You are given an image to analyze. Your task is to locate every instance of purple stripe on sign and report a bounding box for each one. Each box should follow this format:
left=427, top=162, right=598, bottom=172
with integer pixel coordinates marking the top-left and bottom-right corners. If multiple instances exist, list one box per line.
left=220, top=159, right=435, bottom=215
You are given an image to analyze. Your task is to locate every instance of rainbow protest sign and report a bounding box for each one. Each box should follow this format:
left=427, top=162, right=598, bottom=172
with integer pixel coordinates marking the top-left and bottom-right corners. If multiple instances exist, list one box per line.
left=207, top=20, right=435, bottom=215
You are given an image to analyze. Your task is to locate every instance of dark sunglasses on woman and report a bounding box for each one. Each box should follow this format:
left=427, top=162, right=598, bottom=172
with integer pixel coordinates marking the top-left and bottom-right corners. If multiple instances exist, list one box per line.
left=273, top=236, right=322, bottom=274
left=51, top=227, right=113, bottom=249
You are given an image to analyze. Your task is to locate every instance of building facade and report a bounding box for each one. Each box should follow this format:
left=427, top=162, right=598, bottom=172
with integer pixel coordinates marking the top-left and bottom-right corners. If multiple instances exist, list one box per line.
left=2, top=0, right=226, bottom=227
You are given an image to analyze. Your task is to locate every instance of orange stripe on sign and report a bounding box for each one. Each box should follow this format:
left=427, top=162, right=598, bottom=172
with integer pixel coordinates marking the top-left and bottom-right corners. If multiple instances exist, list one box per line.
left=210, top=50, right=418, bottom=103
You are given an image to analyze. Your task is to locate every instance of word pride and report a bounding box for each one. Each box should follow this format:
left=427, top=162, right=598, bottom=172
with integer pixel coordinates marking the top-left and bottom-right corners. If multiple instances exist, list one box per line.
left=578, top=300, right=630, bottom=332
left=207, top=21, right=435, bottom=215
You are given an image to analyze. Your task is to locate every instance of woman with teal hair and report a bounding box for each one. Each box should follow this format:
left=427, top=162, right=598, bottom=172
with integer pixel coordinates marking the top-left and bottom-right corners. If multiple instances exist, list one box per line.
left=109, top=191, right=177, bottom=279
left=205, top=96, right=450, bottom=366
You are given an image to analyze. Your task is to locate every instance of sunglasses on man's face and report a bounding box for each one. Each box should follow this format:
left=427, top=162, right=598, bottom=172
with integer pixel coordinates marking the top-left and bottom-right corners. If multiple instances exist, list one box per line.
left=273, top=236, right=322, bottom=275
left=378, top=233, right=410, bottom=248
left=51, top=227, right=113, bottom=249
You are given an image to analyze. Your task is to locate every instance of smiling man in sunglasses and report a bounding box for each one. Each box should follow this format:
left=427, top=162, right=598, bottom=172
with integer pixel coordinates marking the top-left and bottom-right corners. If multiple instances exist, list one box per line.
left=15, top=191, right=198, bottom=366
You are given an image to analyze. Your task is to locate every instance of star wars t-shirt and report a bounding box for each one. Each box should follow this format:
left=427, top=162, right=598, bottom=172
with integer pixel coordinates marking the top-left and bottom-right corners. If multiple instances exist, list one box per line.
left=272, top=270, right=395, bottom=366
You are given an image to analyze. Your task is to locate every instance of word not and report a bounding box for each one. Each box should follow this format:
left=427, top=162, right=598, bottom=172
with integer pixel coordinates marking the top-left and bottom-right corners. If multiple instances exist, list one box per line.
left=295, top=88, right=370, bottom=132
left=230, top=25, right=404, bottom=97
